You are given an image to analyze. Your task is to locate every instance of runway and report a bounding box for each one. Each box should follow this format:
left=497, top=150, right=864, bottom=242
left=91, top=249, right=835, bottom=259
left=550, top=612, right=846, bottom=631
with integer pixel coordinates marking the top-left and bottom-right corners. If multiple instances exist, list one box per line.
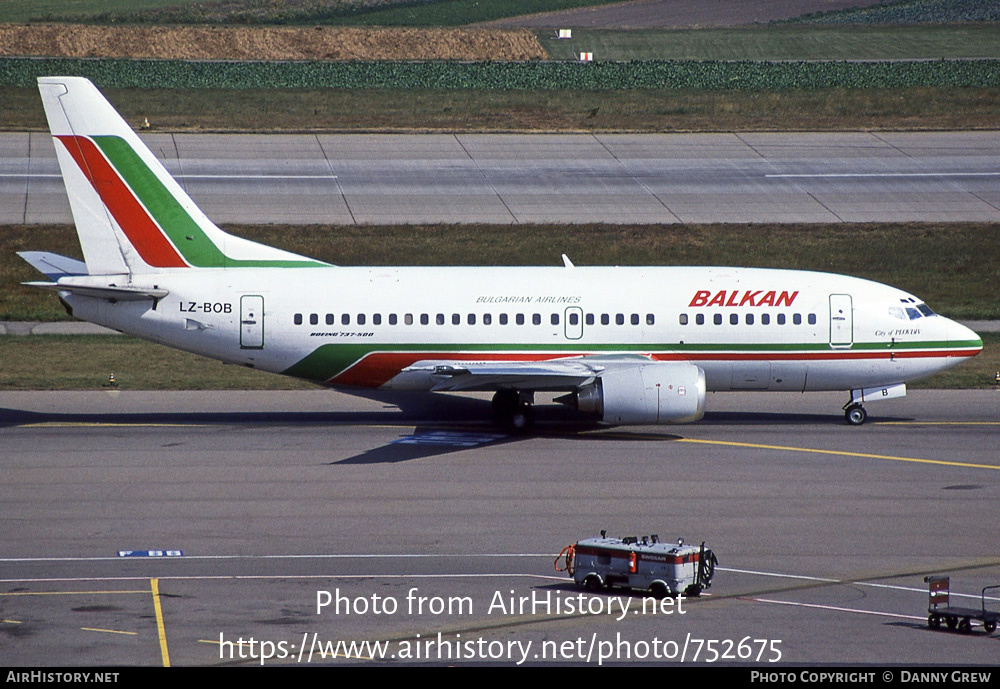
left=2, top=131, right=999, bottom=225
left=2, top=389, right=999, bottom=666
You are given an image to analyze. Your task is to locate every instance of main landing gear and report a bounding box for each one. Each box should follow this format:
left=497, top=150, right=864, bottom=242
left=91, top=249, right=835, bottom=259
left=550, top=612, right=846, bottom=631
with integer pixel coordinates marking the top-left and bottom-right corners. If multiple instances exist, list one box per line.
left=843, top=401, right=867, bottom=426
left=492, top=390, right=534, bottom=432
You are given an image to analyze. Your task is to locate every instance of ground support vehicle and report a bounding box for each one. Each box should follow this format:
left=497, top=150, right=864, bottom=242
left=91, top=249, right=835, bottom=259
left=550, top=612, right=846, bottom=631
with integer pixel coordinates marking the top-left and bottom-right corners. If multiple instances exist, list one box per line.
left=558, top=533, right=716, bottom=599
left=925, top=576, right=999, bottom=634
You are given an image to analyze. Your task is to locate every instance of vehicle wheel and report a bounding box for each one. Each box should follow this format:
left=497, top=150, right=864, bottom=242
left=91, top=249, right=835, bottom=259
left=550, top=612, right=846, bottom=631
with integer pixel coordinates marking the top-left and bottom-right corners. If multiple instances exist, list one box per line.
left=947, top=616, right=958, bottom=630
left=845, top=404, right=867, bottom=425
left=650, top=582, right=668, bottom=600
left=583, top=575, right=602, bottom=592
left=928, top=614, right=941, bottom=629
left=684, top=584, right=702, bottom=598
left=984, top=620, right=997, bottom=634
left=959, top=618, right=972, bottom=634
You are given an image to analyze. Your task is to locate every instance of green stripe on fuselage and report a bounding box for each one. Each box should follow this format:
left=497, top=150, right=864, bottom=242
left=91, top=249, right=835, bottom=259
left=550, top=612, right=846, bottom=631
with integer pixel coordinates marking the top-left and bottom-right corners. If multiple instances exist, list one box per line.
left=92, top=136, right=325, bottom=268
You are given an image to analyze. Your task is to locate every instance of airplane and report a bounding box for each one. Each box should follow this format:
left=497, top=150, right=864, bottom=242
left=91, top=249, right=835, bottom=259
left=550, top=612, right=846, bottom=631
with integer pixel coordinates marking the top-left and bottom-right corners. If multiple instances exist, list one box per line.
left=20, top=77, right=983, bottom=429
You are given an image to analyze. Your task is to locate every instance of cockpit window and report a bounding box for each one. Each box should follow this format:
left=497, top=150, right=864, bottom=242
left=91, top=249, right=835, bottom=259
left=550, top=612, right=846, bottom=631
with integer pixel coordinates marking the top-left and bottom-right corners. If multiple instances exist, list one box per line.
left=890, top=303, right=936, bottom=320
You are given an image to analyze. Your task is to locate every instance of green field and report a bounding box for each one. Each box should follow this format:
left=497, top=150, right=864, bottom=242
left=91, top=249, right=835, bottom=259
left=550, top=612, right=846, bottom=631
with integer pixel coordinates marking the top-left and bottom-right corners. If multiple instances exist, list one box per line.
left=0, top=0, right=206, bottom=23
left=541, top=25, right=1000, bottom=61
left=788, top=0, right=1000, bottom=24
left=6, top=0, right=623, bottom=25
left=5, top=223, right=999, bottom=322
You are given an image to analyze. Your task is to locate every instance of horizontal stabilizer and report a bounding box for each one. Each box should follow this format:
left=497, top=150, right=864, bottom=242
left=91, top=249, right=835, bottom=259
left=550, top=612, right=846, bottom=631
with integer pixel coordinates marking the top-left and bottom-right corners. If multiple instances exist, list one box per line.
left=18, top=251, right=88, bottom=280
left=24, top=279, right=168, bottom=302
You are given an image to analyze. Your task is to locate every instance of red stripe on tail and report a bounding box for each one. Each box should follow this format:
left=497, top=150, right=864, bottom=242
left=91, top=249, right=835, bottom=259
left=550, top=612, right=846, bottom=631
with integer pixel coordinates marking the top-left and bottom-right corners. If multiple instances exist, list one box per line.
left=55, top=135, right=187, bottom=268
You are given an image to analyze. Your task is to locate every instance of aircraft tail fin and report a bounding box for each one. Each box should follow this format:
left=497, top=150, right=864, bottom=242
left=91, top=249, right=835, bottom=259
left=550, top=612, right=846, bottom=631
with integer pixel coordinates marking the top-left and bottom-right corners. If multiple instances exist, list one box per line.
left=37, top=77, right=327, bottom=275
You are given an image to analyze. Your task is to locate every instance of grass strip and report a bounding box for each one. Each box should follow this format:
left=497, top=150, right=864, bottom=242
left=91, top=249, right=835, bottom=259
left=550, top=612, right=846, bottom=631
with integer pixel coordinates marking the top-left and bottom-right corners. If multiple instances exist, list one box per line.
left=3, top=86, right=998, bottom=133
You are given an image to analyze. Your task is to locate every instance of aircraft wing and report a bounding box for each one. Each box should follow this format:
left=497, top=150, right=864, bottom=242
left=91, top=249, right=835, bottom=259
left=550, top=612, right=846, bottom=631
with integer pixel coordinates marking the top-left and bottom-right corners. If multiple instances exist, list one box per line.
left=403, top=355, right=655, bottom=392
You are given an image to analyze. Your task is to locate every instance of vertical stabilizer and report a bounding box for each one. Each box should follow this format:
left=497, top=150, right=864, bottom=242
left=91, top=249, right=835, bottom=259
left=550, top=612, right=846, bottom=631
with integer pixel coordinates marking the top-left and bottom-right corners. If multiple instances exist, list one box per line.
left=37, top=77, right=327, bottom=274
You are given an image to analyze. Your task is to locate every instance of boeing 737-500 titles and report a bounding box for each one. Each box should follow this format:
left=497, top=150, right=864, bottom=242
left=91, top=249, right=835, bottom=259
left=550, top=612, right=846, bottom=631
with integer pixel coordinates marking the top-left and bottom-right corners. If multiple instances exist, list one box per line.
left=20, top=77, right=983, bottom=429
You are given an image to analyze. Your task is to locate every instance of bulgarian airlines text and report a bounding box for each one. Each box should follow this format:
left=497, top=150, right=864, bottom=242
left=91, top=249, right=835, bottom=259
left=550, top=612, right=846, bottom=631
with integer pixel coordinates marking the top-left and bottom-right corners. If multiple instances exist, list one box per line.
left=218, top=632, right=782, bottom=665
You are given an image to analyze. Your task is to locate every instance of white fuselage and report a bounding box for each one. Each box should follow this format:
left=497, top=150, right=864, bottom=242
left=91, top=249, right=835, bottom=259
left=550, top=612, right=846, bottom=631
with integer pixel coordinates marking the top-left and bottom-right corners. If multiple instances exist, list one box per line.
left=62, top=265, right=981, bottom=394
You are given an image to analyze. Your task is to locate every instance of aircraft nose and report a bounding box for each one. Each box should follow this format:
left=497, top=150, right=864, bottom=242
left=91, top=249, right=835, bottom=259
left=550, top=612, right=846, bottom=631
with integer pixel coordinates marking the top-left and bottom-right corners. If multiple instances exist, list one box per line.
left=947, top=319, right=983, bottom=353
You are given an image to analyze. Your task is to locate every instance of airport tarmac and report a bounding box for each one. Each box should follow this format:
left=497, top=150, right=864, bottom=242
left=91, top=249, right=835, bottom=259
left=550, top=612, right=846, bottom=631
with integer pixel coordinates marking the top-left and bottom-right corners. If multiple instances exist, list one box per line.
left=2, top=131, right=999, bottom=225
left=2, top=389, right=998, bottom=666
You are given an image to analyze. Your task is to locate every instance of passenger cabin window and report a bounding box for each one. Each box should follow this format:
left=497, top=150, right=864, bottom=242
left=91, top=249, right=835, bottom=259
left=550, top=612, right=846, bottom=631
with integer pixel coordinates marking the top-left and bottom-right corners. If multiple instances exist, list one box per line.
left=586, top=314, right=595, bottom=326
left=696, top=314, right=705, bottom=325
left=679, top=314, right=688, bottom=325
left=326, top=314, right=335, bottom=325
left=483, top=314, right=492, bottom=325
left=793, top=314, right=802, bottom=325
left=294, top=313, right=303, bottom=325
left=646, top=314, right=655, bottom=325
left=357, top=314, right=366, bottom=325
left=516, top=314, right=525, bottom=326
left=310, top=313, right=318, bottom=325
left=342, top=314, right=350, bottom=325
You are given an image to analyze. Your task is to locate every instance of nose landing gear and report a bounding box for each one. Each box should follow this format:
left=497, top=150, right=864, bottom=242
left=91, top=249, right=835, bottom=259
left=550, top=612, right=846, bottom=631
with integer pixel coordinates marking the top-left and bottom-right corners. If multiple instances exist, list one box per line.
left=843, top=402, right=867, bottom=425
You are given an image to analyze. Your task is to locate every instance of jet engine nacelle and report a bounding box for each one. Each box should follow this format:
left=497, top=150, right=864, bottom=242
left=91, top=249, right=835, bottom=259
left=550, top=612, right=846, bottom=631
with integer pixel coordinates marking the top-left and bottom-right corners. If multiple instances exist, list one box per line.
left=575, top=362, right=706, bottom=424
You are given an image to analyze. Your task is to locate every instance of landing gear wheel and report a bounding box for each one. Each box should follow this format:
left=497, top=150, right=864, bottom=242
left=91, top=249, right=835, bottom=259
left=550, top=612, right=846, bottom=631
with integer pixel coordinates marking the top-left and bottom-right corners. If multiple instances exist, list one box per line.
left=845, top=403, right=867, bottom=425
left=492, top=390, right=534, bottom=433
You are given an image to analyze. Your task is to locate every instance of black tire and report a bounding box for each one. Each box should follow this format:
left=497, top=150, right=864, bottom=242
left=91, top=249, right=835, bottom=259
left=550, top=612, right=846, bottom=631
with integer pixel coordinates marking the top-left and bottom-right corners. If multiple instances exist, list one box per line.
left=947, top=616, right=958, bottom=630
left=928, top=614, right=941, bottom=629
left=984, top=620, right=997, bottom=634
left=684, top=584, right=703, bottom=598
left=650, top=582, right=669, bottom=600
left=492, top=390, right=534, bottom=433
left=845, top=404, right=867, bottom=425
left=959, top=618, right=972, bottom=634
left=583, top=575, right=602, bottom=592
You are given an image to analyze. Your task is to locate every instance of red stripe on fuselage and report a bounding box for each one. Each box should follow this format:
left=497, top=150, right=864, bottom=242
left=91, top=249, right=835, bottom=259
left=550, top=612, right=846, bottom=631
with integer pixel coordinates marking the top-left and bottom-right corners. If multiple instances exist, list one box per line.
left=55, top=135, right=187, bottom=268
left=326, top=348, right=980, bottom=388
